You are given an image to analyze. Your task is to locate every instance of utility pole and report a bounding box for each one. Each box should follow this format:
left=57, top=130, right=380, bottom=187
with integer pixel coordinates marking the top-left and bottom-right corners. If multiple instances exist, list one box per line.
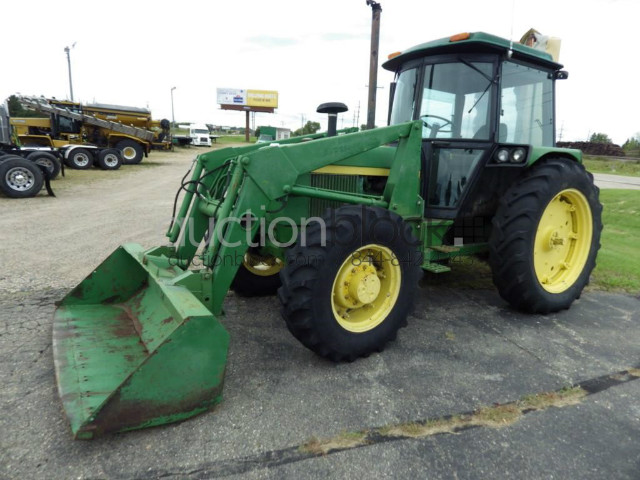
left=64, top=42, right=76, bottom=101
left=170, top=87, right=176, bottom=126
left=366, top=0, right=382, bottom=130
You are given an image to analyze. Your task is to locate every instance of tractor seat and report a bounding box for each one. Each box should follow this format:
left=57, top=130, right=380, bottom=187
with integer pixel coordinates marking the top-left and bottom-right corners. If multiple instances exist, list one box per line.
left=473, top=123, right=508, bottom=142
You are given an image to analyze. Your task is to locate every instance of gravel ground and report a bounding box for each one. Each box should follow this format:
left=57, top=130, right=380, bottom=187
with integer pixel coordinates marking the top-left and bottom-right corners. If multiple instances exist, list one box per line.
left=0, top=148, right=205, bottom=292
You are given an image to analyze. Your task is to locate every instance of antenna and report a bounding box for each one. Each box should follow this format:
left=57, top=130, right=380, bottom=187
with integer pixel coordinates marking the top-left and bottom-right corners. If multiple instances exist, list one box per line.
left=508, top=0, right=515, bottom=58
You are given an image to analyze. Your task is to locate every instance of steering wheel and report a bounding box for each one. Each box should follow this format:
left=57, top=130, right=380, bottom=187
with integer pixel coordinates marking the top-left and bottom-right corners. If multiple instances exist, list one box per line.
left=420, top=114, right=453, bottom=136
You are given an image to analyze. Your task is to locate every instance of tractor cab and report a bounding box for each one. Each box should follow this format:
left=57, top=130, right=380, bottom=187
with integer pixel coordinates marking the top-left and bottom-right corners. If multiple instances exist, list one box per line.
left=384, top=32, right=565, bottom=222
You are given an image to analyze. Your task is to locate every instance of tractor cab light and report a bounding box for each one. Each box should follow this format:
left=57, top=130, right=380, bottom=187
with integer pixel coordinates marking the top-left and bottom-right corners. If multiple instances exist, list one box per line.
left=510, top=148, right=527, bottom=163
left=449, top=32, right=471, bottom=42
left=494, top=148, right=510, bottom=163
left=387, top=51, right=402, bottom=60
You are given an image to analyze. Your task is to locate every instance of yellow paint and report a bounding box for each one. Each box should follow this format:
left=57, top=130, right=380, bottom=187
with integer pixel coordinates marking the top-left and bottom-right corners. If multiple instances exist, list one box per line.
left=247, top=90, right=279, bottom=108
left=331, top=244, right=401, bottom=333
left=312, top=165, right=390, bottom=176
left=243, top=252, right=283, bottom=277
left=534, top=189, right=593, bottom=293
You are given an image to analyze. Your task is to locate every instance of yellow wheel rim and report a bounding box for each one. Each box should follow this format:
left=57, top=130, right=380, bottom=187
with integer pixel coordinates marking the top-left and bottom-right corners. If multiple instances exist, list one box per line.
left=243, top=251, right=283, bottom=277
left=331, top=244, right=402, bottom=333
left=534, top=188, right=593, bottom=293
left=122, top=147, right=136, bottom=160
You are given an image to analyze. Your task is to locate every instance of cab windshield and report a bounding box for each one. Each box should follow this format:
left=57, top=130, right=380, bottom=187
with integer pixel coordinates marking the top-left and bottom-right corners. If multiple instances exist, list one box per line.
left=390, top=60, right=495, bottom=141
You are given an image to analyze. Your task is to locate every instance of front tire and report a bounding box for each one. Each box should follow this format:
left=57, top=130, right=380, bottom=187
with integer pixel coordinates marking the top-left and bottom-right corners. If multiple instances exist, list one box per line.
left=230, top=249, right=283, bottom=296
left=0, top=157, right=44, bottom=198
left=278, top=206, right=422, bottom=361
left=489, top=158, right=602, bottom=313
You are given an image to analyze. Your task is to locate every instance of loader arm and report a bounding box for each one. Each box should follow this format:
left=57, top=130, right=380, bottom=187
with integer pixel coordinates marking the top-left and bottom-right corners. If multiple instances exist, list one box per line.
left=166, top=120, right=422, bottom=314
left=52, top=120, right=422, bottom=439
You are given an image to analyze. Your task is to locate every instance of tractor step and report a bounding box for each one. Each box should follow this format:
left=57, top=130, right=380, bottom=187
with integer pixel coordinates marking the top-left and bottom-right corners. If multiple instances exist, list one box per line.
left=430, top=245, right=460, bottom=253
left=422, top=261, right=452, bottom=273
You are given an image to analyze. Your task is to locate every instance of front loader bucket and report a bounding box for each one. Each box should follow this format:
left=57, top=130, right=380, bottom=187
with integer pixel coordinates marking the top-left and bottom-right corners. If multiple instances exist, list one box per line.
left=52, top=244, right=229, bottom=439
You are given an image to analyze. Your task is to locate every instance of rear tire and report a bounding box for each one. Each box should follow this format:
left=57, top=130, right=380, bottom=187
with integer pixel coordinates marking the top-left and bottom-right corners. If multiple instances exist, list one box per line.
left=66, top=148, right=94, bottom=169
left=97, top=149, right=122, bottom=170
left=27, top=151, right=61, bottom=179
left=489, top=158, right=602, bottom=313
left=116, top=139, right=144, bottom=164
left=0, top=157, right=44, bottom=198
left=278, top=206, right=422, bottom=361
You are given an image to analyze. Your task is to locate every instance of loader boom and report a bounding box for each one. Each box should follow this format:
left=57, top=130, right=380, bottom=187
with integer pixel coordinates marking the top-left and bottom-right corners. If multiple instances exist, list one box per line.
left=53, top=121, right=423, bottom=438
left=168, top=121, right=421, bottom=292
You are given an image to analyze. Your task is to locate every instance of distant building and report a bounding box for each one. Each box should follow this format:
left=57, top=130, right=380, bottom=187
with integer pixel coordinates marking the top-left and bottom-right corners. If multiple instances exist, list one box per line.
left=257, top=126, right=291, bottom=142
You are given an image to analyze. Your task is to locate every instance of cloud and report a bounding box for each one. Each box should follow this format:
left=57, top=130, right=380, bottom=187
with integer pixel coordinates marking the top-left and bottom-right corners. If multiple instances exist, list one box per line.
left=320, top=32, right=366, bottom=42
left=245, top=36, right=299, bottom=48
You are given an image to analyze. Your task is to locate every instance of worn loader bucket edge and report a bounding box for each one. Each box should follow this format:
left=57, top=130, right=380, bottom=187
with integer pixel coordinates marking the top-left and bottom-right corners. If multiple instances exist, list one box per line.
left=53, top=243, right=230, bottom=439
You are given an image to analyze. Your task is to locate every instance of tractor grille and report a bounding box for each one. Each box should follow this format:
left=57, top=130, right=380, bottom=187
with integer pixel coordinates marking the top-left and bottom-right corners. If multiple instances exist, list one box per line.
left=309, top=173, right=362, bottom=217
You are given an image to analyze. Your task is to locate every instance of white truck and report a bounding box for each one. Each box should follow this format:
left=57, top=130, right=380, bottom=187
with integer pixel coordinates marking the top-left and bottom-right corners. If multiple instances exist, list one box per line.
left=187, top=124, right=212, bottom=147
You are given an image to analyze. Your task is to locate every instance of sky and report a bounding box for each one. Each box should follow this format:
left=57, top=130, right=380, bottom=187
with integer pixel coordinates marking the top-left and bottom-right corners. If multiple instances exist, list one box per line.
left=2, top=0, right=638, bottom=144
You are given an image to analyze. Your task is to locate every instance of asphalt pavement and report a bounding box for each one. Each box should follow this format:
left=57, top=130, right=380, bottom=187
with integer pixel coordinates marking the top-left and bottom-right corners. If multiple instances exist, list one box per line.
left=1, top=282, right=638, bottom=479
left=593, top=173, right=640, bottom=190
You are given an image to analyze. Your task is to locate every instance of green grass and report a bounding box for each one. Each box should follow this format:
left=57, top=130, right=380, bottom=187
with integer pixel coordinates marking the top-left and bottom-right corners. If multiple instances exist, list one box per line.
left=590, top=189, right=640, bottom=293
left=584, top=156, right=640, bottom=177
left=420, top=190, right=640, bottom=295
left=216, top=135, right=256, bottom=144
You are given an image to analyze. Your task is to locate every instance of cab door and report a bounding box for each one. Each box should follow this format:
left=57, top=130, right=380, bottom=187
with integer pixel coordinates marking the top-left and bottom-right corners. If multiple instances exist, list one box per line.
left=416, top=56, right=498, bottom=219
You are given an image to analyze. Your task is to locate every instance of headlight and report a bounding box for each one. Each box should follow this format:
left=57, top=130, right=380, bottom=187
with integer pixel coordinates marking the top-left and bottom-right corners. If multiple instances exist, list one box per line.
left=510, top=148, right=526, bottom=163
left=494, top=148, right=510, bottom=163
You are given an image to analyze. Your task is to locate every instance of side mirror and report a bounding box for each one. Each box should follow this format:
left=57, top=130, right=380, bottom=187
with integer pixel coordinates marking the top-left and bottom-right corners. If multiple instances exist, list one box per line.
left=551, top=70, right=569, bottom=80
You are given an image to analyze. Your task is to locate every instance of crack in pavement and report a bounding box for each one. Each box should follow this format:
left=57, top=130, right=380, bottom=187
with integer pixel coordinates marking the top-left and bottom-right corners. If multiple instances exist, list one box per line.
left=457, top=290, right=548, bottom=365
left=121, top=367, right=640, bottom=480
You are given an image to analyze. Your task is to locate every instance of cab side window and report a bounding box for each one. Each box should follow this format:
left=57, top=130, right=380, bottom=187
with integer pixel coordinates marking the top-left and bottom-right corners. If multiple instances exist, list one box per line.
left=500, top=62, right=554, bottom=146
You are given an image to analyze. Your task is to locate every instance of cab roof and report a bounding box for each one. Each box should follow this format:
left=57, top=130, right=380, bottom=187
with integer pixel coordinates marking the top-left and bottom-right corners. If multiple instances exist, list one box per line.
left=382, top=32, right=563, bottom=72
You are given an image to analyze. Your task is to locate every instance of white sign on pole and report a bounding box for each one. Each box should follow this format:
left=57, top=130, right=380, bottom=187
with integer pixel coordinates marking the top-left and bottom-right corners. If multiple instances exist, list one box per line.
left=216, top=88, right=246, bottom=106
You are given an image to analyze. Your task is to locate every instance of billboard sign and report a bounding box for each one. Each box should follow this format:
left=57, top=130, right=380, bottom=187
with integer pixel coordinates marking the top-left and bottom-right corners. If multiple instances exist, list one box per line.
left=217, top=88, right=278, bottom=108
left=217, top=88, right=246, bottom=106
left=247, top=90, right=278, bottom=108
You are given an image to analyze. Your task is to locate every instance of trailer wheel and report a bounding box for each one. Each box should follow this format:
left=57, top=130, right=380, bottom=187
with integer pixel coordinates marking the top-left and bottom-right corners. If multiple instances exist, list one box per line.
left=278, top=205, right=422, bottom=362
left=231, top=249, right=283, bottom=296
left=97, top=149, right=122, bottom=170
left=489, top=158, right=602, bottom=313
left=27, top=152, right=61, bottom=179
left=0, top=157, right=44, bottom=198
left=116, top=139, right=144, bottom=164
left=66, top=148, right=94, bottom=169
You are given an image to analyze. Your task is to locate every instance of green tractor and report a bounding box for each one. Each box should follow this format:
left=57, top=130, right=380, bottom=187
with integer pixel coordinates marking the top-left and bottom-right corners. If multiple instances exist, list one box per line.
left=53, top=32, right=602, bottom=438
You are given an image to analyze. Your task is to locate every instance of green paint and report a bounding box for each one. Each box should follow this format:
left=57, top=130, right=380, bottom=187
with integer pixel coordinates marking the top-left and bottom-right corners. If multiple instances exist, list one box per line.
left=529, top=146, right=582, bottom=166
left=288, top=184, right=389, bottom=208
left=53, top=244, right=229, bottom=439
left=53, top=31, right=587, bottom=439
left=383, top=31, right=562, bottom=72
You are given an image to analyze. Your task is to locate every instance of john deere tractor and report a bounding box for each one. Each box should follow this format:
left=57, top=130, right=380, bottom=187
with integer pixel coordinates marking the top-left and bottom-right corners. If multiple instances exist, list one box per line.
left=53, top=32, right=601, bottom=438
